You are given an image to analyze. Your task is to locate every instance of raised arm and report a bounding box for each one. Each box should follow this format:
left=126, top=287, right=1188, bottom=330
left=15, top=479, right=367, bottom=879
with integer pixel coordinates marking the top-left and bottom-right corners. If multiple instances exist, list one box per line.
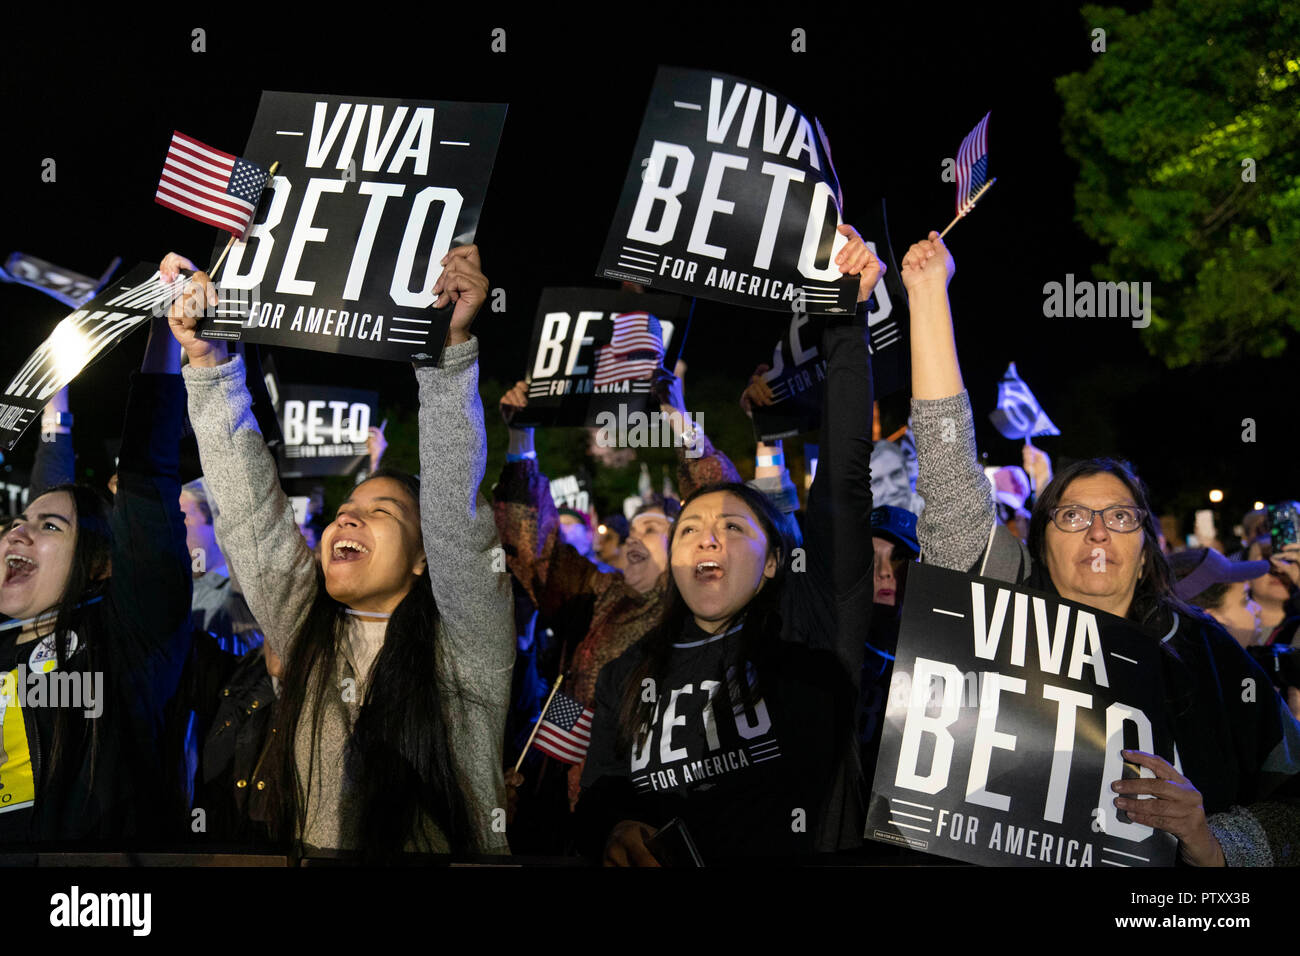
left=798, top=225, right=879, bottom=678
left=105, top=316, right=192, bottom=684
left=415, top=245, right=515, bottom=852
left=904, top=232, right=999, bottom=573
left=165, top=253, right=318, bottom=667
left=414, top=246, right=514, bottom=678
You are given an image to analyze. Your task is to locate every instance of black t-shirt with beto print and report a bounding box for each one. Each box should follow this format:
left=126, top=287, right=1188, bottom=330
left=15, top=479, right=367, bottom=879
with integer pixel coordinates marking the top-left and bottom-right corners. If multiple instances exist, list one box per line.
left=579, top=618, right=853, bottom=863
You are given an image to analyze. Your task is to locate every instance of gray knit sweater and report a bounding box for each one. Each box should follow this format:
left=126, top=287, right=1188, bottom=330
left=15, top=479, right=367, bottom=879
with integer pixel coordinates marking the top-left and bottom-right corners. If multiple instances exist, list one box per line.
left=183, top=339, right=514, bottom=854
left=912, top=390, right=1300, bottom=867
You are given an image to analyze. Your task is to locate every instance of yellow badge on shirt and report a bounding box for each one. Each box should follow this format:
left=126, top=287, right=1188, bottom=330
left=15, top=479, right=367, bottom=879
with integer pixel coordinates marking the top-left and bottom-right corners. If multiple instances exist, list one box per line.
left=0, top=668, right=36, bottom=815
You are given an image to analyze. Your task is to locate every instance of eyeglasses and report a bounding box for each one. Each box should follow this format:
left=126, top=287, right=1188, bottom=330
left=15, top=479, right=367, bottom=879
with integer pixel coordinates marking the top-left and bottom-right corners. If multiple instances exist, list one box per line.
left=1049, top=505, right=1147, bottom=534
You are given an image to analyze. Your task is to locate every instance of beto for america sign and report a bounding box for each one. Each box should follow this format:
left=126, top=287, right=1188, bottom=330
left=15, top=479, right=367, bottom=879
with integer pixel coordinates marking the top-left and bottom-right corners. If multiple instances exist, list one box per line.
left=597, top=67, right=857, bottom=314
left=511, top=288, right=688, bottom=428
left=277, top=384, right=378, bottom=478
left=866, top=564, right=1178, bottom=868
left=201, top=91, right=506, bottom=364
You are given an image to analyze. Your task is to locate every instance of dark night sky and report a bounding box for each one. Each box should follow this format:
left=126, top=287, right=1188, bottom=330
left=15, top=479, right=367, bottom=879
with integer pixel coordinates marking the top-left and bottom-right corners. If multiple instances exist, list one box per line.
left=1, top=3, right=1293, bottom=533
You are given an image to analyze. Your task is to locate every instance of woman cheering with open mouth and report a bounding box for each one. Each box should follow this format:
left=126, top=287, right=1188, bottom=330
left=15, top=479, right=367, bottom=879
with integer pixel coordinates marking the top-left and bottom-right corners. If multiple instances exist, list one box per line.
left=163, top=245, right=514, bottom=859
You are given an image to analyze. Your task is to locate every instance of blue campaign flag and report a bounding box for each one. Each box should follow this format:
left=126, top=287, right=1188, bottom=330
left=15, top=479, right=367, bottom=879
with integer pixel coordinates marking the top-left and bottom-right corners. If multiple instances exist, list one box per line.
left=989, top=362, right=1060, bottom=440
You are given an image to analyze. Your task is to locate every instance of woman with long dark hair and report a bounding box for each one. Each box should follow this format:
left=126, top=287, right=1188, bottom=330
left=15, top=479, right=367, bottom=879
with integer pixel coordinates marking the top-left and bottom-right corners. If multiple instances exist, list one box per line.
left=163, top=246, right=514, bottom=858
left=575, top=229, right=881, bottom=864
left=0, top=315, right=192, bottom=846
left=903, top=231, right=1300, bottom=866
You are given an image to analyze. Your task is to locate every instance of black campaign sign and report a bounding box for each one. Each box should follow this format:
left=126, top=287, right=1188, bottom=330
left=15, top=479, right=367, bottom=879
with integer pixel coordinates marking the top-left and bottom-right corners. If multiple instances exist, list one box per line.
left=511, top=288, right=689, bottom=428
left=0, top=263, right=183, bottom=451
left=750, top=312, right=828, bottom=441
left=201, top=91, right=506, bottom=364
left=597, top=67, right=857, bottom=314
left=276, top=384, right=378, bottom=478
left=865, top=564, right=1178, bottom=868
left=751, top=201, right=910, bottom=441
left=549, top=473, right=591, bottom=514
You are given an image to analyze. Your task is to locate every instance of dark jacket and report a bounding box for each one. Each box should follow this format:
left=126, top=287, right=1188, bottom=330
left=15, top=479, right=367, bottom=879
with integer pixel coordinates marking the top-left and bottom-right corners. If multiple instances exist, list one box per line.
left=195, top=639, right=280, bottom=847
left=493, top=401, right=740, bottom=817
left=911, top=389, right=1300, bottom=866
left=0, top=372, right=192, bottom=847
left=575, top=309, right=875, bottom=860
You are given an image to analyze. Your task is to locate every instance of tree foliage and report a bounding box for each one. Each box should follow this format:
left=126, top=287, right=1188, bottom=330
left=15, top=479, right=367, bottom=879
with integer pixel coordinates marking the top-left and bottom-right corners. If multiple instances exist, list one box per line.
left=1056, top=0, right=1300, bottom=366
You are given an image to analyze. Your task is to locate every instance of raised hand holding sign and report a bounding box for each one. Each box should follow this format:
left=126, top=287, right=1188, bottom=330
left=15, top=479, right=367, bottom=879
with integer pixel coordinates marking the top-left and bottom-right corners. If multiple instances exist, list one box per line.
left=434, top=244, right=490, bottom=350
left=199, top=91, right=506, bottom=364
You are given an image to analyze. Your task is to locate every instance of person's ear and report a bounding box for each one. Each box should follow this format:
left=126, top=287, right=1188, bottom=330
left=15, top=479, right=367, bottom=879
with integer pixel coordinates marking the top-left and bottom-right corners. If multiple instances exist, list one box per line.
left=764, top=550, right=779, bottom=580
left=412, top=553, right=428, bottom=577
left=96, top=557, right=112, bottom=582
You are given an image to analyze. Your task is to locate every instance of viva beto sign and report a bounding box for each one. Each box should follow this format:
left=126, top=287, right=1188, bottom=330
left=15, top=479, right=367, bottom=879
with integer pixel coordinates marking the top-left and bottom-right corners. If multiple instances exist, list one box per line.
left=202, top=90, right=506, bottom=364
left=597, top=67, right=857, bottom=314
left=866, top=564, right=1179, bottom=868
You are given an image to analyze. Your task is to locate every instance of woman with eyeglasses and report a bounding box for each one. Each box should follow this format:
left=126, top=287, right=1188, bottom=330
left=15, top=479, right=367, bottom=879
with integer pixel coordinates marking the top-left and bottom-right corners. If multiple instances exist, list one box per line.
left=903, top=231, right=1300, bottom=867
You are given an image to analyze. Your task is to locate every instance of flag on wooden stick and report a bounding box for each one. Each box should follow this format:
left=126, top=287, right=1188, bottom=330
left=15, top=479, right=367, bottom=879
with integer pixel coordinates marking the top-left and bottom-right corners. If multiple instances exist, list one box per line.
left=154, top=131, right=269, bottom=237
left=955, top=112, right=991, bottom=215
left=531, top=688, right=594, bottom=765
left=940, top=113, right=996, bottom=238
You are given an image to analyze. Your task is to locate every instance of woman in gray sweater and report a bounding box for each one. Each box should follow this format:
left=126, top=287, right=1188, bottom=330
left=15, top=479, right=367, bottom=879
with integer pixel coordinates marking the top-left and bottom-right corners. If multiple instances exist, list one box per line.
left=903, top=231, right=1300, bottom=867
left=161, top=247, right=514, bottom=858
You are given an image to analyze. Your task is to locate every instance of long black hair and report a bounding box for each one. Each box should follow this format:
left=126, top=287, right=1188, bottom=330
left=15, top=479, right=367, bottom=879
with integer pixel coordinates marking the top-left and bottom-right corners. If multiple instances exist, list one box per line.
left=12, top=484, right=115, bottom=814
left=1026, top=459, right=1193, bottom=633
left=269, top=469, right=476, bottom=859
left=615, top=482, right=797, bottom=757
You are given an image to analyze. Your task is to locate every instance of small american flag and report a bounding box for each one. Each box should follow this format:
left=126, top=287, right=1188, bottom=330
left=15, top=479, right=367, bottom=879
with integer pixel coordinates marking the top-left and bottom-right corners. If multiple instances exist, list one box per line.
left=954, top=112, right=991, bottom=216
left=592, top=312, right=664, bottom=388
left=532, top=689, right=593, bottom=765
left=155, top=131, right=269, bottom=237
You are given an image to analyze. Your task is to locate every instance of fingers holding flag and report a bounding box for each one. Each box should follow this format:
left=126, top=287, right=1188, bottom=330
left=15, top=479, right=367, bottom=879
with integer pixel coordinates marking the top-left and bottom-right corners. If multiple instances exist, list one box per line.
left=900, top=232, right=954, bottom=293
left=160, top=252, right=197, bottom=283
left=160, top=251, right=227, bottom=367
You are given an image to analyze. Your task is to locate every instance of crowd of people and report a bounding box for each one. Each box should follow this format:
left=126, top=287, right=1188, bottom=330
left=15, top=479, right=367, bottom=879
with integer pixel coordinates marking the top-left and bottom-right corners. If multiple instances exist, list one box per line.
left=0, top=229, right=1295, bottom=867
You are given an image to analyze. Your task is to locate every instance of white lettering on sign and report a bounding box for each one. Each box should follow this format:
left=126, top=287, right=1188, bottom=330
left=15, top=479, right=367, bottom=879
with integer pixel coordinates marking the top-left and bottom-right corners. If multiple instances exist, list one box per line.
left=530, top=311, right=602, bottom=379
left=222, top=176, right=292, bottom=290
left=686, top=151, right=748, bottom=260
left=893, top=600, right=1151, bottom=841
left=970, top=582, right=1108, bottom=686
left=305, top=102, right=436, bottom=176
left=277, top=178, right=347, bottom=296
left=391, top=187, right=463, bottom=309
left=624, top=77, right=848, bottom=279
left=628, top=141, right=693, bottom=245
left=218, top=100, right=461, bottom=316
left=344, top=182, right=406, bottom=300
left=283, top=399, right=370, bottom=447
left=1097, top=704, right=1157, bottom=842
